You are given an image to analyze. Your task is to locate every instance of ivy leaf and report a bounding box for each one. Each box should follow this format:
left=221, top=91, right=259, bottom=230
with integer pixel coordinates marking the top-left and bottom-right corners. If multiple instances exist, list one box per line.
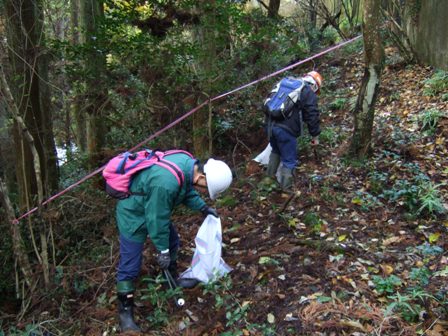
left=429, top=232, right=441, bottom=243
left=338, top=234, right=347, bottom=242
left=317, top=295, right=332, bottom=303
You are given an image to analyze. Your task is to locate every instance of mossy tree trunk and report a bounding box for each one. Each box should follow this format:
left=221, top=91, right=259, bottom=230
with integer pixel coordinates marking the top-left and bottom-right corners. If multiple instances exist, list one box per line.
left=349, top=0, right=384, bottom=158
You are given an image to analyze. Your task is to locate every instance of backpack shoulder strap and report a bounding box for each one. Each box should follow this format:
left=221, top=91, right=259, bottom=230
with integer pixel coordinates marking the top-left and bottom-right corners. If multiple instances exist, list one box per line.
left=130, top=150, right=192, bottom=195
left=154, top=159, right=185, bottom=186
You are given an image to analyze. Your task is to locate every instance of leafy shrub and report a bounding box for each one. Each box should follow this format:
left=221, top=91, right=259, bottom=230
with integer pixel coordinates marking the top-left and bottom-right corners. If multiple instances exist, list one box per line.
left=202, top=274, right=273, bottom=334
left=302, top=211, right=324, bottom=234
left=423, top=70, right=448, bottom=97
left=415, top=243, right=443, bottom=256
left=381, top=178, right=419, bottom=212
left=417, top=182, right=446, bottom=216
left=319, top=127, right=341, bottom=148
left=367, top=171, right=389, bottom=194
left=385, top=291, right=424, bottom=322
left=379, top=164, right=445, bottom=217
left=141, top=275, right=182, bottom=327
left=418, top=108, right=446, bottom=134
left=329, top=97, right=348, bottom=111
left=372, top=275, right=402, bottom=295
left=217, top=195, right=238, bottom=208
left=351, top=190, right=383, bottom=211
left=1, top=324, right=43, bottom=336
left=409, top=267, right=431, bottom=287
left=386, top=288, right=436, bottom=322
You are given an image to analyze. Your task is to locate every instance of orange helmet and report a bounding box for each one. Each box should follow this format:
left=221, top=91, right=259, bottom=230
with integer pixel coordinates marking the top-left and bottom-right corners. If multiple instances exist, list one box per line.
left=307, top=71, right=323, bottom=89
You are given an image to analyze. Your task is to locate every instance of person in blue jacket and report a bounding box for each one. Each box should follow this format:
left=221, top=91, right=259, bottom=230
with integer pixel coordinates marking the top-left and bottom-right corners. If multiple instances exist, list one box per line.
left=266, top=71, right=323, bottom=189
left=115, top=152, right=233, bottom=332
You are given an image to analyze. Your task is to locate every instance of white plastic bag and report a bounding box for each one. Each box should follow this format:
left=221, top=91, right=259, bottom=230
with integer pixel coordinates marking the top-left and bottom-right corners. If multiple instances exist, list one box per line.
left=180, top=215, right=232, bottom=283
left=253, top=143, right=272, bottom=165
left=253, top=144, right=282, bottom=182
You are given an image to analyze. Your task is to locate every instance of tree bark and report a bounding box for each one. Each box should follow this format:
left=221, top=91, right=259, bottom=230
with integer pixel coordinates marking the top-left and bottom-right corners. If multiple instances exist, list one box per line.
left=70, top=0, right=87, bottom=152
left=80, top=0, right=107, bottom=166
left=4, top=0, right=59, bottom=208
left=192, top=0, right=216, bottom=158
left=268, top=0, right=281, bottom=18
left=349, top=0, right=384, bottom=158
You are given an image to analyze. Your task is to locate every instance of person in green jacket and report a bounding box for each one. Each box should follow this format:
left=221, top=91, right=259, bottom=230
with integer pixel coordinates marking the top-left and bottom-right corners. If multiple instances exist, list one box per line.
left=115, top=151, right=233, bottom=332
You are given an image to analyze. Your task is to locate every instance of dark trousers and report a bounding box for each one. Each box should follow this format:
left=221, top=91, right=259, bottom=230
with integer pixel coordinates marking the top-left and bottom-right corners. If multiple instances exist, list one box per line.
left=117, top=223, right=180, bottom=282
left=269, top=126, right=298, bottom=169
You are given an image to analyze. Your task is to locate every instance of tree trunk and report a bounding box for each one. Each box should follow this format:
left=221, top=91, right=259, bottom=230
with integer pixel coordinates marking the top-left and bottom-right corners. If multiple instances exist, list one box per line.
left=403, top=0, right=448, bottom=70
left=80, top=0, right=107, bottom=165
left=349, top=0, right=384, bottom=158
left=268, top=0, right=281, bottom=18
left=192, top=0, right=216, bottom=158
left=70, top=0, right=87, bottom=152
left=4, top=0, right=59, bottom=208
left=304, top=0, right=320, bottom=53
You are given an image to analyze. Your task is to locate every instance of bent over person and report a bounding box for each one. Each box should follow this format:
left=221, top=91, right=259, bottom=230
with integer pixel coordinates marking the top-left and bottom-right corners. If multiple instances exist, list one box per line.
left=265, top=71, right=322, bottom=189
left=115, top=151, right=233, bottom=332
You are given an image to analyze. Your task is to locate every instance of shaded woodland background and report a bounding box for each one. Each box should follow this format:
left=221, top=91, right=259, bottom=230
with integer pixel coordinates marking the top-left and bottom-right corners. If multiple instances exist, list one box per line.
left=0, top=0, right=447, bottom=335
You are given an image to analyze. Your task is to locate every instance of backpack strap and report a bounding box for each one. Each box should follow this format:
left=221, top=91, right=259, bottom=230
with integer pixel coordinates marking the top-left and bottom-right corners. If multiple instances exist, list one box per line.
left=159, top=149, right=195, bottom=185
left=116, top=152, right=131, bottom=174
left=129, top=150, right=192, bottom=196
left=154, top=160, right=185, bottom=186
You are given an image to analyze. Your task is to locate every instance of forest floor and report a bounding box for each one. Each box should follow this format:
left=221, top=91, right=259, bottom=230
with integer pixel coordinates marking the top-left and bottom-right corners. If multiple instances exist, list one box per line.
left=5, top=47, right=448, bottom=336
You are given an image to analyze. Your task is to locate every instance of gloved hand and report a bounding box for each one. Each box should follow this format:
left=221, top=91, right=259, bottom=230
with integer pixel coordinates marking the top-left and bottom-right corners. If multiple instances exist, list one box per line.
left=310, top=137, right=319, bottom=146
left=201, top=206, right=218, bottom=218
left=156, top=250, right=171, bottom=270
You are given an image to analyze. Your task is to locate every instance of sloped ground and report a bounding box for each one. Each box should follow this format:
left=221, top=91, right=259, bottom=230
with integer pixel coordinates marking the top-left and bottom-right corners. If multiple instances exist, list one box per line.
left=5, top=47, right=447, bottom=336
left=147, top=48, right=447, bottom=336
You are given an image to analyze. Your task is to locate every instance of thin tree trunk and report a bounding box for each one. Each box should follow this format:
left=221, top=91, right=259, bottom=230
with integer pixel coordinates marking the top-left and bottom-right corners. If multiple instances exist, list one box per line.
left=0, top=177, right=33, bottom=288
left=305, top=0, right=320, bottom=53
left=70, top=0, right=87, bottom=152
left=349, top=0, right=384, bottom=158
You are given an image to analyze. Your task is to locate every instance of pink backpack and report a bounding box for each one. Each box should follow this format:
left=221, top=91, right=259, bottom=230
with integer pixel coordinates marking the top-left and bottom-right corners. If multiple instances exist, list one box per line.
left=103, top=149, right=194, bottom=199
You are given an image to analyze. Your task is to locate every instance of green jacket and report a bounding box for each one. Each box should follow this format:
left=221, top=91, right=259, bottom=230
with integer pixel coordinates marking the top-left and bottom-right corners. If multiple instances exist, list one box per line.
left=116, top=153, right=206, bottom=250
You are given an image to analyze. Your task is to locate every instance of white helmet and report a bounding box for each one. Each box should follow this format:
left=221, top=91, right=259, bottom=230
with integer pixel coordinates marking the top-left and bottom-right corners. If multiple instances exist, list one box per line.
left=203, top=159, right=233, bottom=200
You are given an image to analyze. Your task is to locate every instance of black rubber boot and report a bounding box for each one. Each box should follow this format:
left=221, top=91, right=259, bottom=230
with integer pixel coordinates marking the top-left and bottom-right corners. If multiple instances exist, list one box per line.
left=168, top=260, right=179, bottom=280
left=118, top=292, right=141, bottom=332
left=176, top=277, right=199, bottom=289
left=167, top=260, right=199, bottom=289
